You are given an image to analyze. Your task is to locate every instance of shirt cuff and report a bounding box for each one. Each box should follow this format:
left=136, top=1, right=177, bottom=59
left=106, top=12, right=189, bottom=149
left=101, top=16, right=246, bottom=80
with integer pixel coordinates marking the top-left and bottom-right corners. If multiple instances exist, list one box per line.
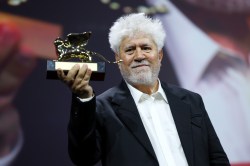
left=77, top=95, right=95, bottom=102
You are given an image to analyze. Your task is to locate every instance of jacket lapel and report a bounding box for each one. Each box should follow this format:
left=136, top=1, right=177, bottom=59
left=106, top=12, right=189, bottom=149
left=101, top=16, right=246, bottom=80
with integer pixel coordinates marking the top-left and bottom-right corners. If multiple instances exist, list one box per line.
left=163, top=84, right=194, bottom=166
left=111, top=81, right=158, bottom=162
left=110, top=81, right=194, bottom=166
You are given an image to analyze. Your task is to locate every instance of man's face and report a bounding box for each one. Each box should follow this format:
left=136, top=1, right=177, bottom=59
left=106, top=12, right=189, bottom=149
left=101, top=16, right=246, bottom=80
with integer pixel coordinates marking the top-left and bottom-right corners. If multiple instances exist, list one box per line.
left=116, top=35, right=163, bottom=86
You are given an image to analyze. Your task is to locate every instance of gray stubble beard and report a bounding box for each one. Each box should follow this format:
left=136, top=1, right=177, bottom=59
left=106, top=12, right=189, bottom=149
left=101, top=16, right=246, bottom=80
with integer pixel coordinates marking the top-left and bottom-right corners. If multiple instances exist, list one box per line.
left=119, top=61, right=161, bottom=87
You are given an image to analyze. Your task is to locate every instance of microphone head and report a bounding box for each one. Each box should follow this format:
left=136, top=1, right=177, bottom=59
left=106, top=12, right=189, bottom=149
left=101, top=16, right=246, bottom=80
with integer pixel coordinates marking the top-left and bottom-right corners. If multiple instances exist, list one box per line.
left=116, top=59, right=123, bottom=63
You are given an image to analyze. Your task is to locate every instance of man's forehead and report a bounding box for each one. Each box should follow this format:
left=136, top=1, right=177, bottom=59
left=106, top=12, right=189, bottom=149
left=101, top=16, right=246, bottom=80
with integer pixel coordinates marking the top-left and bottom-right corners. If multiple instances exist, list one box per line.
left=121, top=37, right=155, bottom=47
left=183, top=0, right=250, bottom=13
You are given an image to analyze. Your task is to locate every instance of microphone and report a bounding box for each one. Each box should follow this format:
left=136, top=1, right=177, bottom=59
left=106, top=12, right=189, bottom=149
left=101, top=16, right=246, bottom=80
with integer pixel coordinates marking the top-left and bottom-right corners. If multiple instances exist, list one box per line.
left=92, top=52, right=123, bottom=64
left=113, top=59, right=123, bottom=64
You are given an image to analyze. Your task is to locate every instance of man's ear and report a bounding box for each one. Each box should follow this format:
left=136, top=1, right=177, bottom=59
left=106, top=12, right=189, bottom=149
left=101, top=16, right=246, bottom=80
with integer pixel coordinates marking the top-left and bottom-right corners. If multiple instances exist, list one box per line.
left=115, top=54, right=120, bottom=61
left=159, top=49, right=163, bottom=61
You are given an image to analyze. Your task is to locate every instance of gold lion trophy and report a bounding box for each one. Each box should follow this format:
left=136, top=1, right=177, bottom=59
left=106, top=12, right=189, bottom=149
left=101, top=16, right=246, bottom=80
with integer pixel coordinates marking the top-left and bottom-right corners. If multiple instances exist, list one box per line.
left=46, top=32, right=122, bottom=81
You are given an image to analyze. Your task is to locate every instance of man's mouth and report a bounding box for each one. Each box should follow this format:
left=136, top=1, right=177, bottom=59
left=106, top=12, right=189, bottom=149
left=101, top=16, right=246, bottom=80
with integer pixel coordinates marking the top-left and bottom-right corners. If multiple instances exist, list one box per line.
left=131, top=64, right=149, bottom=68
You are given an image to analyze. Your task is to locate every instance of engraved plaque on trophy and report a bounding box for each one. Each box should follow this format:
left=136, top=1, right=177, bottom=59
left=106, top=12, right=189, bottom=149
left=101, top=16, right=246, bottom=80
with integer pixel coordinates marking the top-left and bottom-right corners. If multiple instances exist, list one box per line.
left=47, top=32, right=109, bottom=81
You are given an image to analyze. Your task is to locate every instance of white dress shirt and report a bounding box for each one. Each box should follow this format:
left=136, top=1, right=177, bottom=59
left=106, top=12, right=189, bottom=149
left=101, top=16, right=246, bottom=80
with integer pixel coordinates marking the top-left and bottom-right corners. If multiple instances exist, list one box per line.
left=145, top=0, right=250, bottom=163
left=126, top=81, right=188, bottom=166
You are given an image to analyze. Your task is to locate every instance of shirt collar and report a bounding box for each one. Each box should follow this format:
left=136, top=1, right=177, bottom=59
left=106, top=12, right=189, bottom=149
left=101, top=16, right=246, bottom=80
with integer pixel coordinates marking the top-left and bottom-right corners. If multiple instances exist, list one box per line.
left=126, top=80, right=168, bottom=104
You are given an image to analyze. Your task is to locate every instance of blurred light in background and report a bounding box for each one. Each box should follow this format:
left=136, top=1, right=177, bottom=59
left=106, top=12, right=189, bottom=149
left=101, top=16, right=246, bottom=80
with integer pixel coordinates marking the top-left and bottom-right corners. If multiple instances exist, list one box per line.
left=7, top=0, right=27, bottom=6
left=99, top=0, right=168, bottom=15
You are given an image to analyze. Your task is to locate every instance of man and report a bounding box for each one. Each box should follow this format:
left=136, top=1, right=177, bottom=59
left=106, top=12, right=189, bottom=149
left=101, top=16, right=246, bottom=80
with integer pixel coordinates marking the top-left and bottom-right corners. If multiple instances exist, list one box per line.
left=57, top=13, right=230, bottom=166
left=145, top=0, right=250, bottom=164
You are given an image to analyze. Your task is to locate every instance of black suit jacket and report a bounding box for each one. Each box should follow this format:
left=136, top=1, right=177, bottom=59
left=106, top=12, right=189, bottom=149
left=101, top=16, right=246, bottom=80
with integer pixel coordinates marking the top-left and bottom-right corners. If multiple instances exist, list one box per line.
left=68, top=81, right=230, bottom=166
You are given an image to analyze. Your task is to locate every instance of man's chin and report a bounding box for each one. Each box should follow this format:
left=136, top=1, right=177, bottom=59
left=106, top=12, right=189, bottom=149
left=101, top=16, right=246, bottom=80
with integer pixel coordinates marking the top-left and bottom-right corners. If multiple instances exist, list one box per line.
left=132, top=67, right=151, bottom=74
left=128, top=74, right=155, bottom=86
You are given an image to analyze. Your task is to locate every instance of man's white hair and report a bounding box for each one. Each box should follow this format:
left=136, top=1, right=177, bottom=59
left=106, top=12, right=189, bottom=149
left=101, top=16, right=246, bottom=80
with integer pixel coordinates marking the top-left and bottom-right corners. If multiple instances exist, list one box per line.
left=109, top=13, right=166, bottom=53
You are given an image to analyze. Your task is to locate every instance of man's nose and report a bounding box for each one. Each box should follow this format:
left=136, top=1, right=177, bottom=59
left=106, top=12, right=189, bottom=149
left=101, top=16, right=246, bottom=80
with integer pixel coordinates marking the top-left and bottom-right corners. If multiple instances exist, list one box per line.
left=134, top=48, right=145, bottom=61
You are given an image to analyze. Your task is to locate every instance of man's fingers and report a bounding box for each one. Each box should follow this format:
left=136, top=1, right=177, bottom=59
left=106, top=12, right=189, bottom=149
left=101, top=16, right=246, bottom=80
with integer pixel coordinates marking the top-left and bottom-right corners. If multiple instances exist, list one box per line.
left=72, top=64, right=88, bottom=88
left=83, top=68, right=92, bottom=82
left=71, top=65, right=92, bottom=94
left=57, top=69, right=65, bottom=79
left=76, top=64, right=88, bottom=79
left=57, top=64, right=93, bottom=98
left=57, top=64, right=80, bottom=85
left=74, top=68, right=92, bottom=90
left=67, top=64, right=80, bottom=78
left=57, top=68, right=72, bottom=85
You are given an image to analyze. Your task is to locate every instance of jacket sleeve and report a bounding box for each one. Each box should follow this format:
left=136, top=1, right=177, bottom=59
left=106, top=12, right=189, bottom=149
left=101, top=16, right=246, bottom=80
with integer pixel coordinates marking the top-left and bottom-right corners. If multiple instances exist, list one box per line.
left=68, top=94, right=102, bottom=166
left=198, top=95, right=230, bottom=166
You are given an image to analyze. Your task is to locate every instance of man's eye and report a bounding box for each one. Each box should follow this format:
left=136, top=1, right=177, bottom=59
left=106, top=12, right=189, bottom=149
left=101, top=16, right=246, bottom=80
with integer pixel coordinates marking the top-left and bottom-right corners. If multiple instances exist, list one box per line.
left=142, top=47, right=151, bottom=52
left=125, top=49, right=134, bottom=54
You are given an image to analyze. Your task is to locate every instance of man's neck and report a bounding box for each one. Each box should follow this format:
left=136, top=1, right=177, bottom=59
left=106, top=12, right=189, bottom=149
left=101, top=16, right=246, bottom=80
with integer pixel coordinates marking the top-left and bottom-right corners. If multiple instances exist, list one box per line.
left=131, top=80, right=159, bottom=95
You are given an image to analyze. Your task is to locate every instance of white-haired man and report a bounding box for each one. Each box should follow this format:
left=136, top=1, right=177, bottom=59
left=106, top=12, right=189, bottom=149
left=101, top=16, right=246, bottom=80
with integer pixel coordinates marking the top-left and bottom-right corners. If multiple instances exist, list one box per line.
left=57, top=13, right=230, bottom=166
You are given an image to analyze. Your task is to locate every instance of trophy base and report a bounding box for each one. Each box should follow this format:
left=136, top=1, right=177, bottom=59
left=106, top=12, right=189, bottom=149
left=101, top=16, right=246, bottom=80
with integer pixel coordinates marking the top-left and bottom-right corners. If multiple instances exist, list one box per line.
left=46, top=60, right=105, bottom=81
